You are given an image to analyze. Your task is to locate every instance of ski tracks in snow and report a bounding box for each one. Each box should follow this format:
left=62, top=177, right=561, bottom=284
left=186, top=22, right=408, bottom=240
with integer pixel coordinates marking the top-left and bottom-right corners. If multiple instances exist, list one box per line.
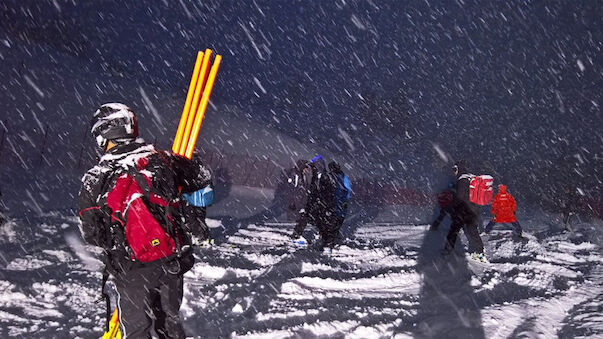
left=182, top=223, right=419, bottom=337
left=0, top=215, right=601, bottom=338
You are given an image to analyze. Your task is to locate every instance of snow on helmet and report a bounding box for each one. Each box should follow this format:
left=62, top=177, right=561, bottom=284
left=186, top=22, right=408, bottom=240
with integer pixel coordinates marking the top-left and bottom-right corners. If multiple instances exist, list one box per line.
left=91, top=103, right=138, bottom=149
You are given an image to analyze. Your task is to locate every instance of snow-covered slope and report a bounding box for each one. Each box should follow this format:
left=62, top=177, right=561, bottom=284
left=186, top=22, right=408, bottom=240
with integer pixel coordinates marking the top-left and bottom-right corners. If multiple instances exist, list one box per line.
left=0, top=212, right=601, bottom=338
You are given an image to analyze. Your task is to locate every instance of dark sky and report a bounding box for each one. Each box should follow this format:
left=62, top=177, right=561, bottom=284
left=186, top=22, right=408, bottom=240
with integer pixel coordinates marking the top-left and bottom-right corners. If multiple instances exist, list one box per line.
left=0, top=0, right=601, bottom=213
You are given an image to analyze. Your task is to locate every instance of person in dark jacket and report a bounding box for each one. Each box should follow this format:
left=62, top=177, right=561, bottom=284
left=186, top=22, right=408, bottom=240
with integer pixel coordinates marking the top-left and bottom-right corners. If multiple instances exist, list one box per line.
left=284, top=159, right=310, bottom=220
left=291, top=155, right=338, bottom=247
left=430, top=182, right=456, bottom=232
left=287, top=160, right=311, bottom=229
left=78, top=103, right=211, bottom=339
left=561, top=186, right=580, bottom=232
left=442, top=161, right=485, bottom=260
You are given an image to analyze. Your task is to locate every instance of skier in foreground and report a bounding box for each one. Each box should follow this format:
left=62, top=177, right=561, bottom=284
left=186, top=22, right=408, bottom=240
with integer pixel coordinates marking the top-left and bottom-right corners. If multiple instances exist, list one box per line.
left=484, top=184, right=523, bottom=238
left=78, top=103, right=211, bottom=338
left=442, top=161, right=486, bottom=261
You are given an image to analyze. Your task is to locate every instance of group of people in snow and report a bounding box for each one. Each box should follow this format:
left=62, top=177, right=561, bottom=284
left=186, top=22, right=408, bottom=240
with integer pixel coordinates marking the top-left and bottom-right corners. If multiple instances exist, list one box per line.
left=431, top=161, right=524, bottom=261
left=75, top=103, right=583, bottom=338
left=284, top=156, right=352, bottom=248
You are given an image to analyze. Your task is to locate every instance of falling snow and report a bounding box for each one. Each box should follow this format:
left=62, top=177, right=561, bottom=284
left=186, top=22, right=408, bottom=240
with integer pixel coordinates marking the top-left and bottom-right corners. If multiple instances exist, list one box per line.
left=0, top=0, right=601, bottom=338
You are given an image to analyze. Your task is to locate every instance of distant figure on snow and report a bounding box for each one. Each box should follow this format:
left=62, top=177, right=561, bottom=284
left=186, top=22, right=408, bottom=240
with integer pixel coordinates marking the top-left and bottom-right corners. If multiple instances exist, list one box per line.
left=561, top=186, right=580, bottom=232
left=484, top=184, right=523, bottom=238
left=291, top=156, right=351, bottom=249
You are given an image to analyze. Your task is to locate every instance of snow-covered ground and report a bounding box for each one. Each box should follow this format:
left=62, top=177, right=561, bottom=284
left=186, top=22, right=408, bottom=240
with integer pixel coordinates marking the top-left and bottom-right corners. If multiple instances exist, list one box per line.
left=0, top=211, right=601, bottom=338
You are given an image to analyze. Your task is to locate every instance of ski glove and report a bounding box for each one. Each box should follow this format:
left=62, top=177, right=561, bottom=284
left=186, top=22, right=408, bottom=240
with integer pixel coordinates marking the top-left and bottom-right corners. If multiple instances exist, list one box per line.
left=182, top=186, right=214, bottom=207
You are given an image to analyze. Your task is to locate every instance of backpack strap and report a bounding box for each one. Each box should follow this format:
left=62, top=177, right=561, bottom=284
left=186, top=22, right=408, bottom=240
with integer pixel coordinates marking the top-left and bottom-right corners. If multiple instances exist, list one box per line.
left=459, top=174, right=475, bottom=181
left=96, top=169, right=130, bottom=256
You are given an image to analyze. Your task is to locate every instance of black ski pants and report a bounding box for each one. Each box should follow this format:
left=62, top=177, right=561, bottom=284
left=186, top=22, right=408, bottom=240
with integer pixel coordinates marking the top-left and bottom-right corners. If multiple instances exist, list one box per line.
left=431, top=207, right=453, bottom=231
left=115, top=263, right=185, bottom=339
left=431, top=210, right=446, bottom=230
left=293, top=211, right=309, bottom=236
left=319, top=215, right=344, bottom=247
left=294, top=212, right=342, bottom=247
left=446, top=216, right=484, bottom=254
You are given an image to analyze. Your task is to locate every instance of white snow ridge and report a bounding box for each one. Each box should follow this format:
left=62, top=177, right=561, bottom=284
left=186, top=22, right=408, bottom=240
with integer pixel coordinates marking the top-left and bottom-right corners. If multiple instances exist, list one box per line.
left=0, top=214, right=601, bottom=338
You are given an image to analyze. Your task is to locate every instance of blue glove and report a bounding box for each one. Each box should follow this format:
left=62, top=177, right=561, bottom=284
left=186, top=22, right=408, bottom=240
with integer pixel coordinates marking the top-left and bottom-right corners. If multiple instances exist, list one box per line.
left=182, top=186, right=214, bottom=207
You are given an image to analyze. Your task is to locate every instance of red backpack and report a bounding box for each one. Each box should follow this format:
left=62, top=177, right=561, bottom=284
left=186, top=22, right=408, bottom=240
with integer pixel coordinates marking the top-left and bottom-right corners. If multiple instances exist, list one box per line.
left=468, top=175, right=494, bottom=205
left=105, top=154, right=182, bottom=263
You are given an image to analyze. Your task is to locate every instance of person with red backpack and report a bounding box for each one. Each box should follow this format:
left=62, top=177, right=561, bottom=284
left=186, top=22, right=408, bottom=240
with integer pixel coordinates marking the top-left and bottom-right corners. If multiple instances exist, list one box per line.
left=78, top=103, right=211, bottom=339
left=442, top=161, right=486, bottom=261
left=484, top=184, right=523, bottom=238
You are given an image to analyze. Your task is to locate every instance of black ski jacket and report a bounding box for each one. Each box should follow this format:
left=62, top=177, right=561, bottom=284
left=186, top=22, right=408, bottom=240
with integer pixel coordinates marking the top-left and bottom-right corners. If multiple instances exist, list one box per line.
left=78, top=140, right=211, bottom=274
left=306, top=159, right=336, bottom=221
left=452, top=164, right=479, bottom=225
left=288, top=161, right=312, bottom=215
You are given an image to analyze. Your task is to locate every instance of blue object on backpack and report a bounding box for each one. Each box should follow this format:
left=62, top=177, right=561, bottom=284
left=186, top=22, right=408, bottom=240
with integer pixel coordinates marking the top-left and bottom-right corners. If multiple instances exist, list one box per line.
left=334, top=173, right=352, bottom=217
left=343, top=175, right=352, bottom=200
left=182, top=186, right=214, bottom=207
left=311, top=155, right=324, bottom=163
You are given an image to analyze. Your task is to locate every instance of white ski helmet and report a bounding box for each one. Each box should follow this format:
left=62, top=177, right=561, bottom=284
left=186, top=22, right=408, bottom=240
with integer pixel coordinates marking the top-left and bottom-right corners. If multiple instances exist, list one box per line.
left=91, top=103, right=138, bottom=149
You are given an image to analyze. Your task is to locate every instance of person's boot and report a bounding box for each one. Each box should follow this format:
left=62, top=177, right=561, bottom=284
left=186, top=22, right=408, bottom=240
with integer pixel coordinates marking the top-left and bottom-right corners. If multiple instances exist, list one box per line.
left=290, top=231, right=308, bottom=246
left=471, top=252, right=487, bottom=262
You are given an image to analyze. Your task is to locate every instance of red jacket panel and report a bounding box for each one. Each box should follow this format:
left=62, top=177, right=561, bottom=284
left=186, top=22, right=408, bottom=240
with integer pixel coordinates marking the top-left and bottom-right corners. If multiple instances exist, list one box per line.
left=491, top=185, right=517, bottom=223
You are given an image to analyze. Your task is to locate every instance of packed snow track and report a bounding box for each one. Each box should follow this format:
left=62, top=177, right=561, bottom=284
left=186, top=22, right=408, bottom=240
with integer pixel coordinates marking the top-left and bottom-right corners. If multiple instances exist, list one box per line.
left=0, top=213, right=601, bottom=338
